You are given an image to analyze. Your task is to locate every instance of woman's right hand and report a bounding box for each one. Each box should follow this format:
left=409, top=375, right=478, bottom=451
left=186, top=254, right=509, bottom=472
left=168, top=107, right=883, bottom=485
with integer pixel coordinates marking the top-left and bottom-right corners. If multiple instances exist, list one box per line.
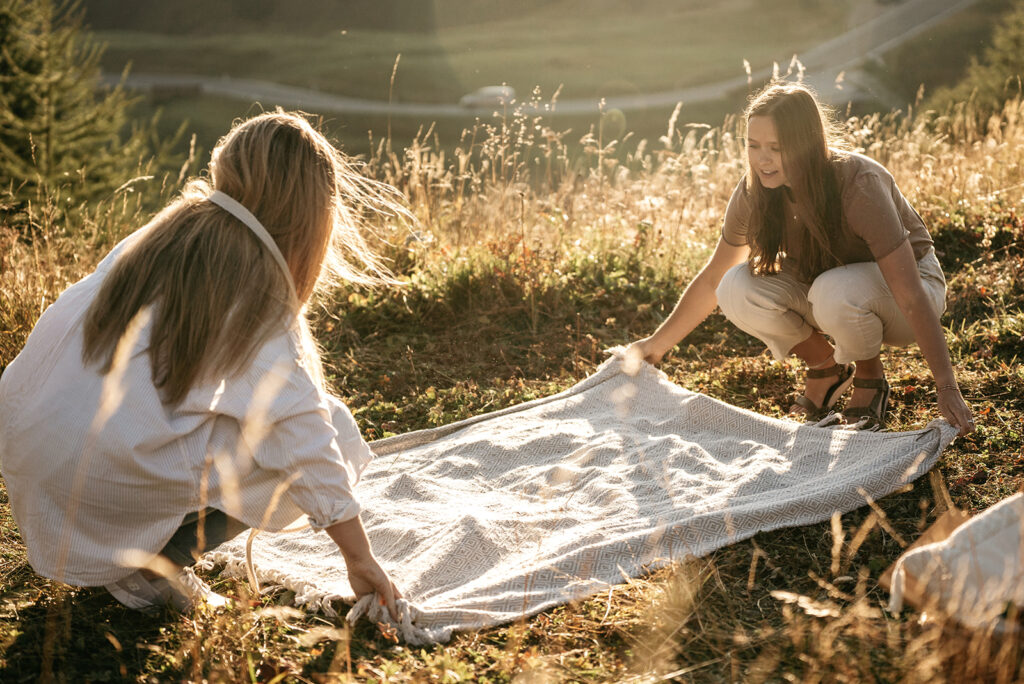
left=326, top=516, right=402, bottom=620
left=345, top=554, right=403, bottom=621
left=623, top=237, right=748, bottom=371
left=625, top=336, right=667, bottom=366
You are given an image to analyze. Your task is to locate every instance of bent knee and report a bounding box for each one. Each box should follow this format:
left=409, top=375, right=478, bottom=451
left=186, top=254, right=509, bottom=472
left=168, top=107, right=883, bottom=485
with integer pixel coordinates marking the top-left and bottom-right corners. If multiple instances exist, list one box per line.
left=717, top=264, right=801, bottom=320
left=808, top=267, right=893, bottom=335
left=715, top=263, right=748, bottom=305
left=807, top=268, right=853, bottom=305
left=715, top=263, right=763, bottom=322
left=808, top=267, right=882, bottom=315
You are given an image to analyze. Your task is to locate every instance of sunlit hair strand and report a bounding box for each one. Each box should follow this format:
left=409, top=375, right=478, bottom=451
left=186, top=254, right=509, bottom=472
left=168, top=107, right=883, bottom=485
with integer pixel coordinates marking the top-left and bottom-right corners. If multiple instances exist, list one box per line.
left=744, top=81, right=849, bottom=281
left=82, top=110, right=406, bottom=404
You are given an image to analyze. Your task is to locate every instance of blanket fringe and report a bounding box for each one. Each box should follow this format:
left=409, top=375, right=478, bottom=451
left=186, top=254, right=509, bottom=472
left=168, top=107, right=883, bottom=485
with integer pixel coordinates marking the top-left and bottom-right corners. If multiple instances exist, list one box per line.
left=346, top=594, right=452, bottom=646
left=197, top=552, right=451, bottom=645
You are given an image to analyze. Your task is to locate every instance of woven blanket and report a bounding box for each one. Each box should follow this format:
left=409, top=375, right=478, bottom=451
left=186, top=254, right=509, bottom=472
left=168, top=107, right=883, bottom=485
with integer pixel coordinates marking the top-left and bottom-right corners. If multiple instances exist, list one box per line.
left=205, top=353, right=957, bottom=643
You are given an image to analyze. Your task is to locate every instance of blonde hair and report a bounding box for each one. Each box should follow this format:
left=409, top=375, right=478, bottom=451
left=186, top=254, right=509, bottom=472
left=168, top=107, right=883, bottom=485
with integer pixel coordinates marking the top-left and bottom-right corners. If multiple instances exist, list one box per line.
left=83, top=110, right=402, bottom=404
left=744, top=82, right=848, bottom=281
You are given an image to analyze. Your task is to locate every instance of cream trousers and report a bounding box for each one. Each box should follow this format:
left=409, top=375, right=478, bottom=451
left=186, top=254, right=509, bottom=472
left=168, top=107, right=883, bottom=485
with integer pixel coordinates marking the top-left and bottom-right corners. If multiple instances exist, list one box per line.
left=716, top=248, right=947, bottom=364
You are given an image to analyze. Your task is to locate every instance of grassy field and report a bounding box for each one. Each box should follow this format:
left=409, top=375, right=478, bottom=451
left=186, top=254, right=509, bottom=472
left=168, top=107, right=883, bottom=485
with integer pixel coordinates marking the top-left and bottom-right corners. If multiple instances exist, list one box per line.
left=1, top=84, right=1023, bottom=680
left=99, top=0, right=856, bottom=163
left=96, top=0, right=852, bottom=105
left=109, top=0, right=1020, bottom=168
left=141, top=90, right=745, bottom=177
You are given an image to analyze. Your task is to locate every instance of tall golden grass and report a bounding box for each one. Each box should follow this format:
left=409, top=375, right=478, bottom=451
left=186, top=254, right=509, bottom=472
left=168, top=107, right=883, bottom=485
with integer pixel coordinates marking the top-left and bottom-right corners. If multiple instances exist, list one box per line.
left=2, top=93, right=1024, bottom=681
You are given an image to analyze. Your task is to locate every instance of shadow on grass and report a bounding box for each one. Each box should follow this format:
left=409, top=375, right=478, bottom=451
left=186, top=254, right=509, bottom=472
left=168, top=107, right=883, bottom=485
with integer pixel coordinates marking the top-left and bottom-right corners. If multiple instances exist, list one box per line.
left=0, top=583, right=175, bottom=681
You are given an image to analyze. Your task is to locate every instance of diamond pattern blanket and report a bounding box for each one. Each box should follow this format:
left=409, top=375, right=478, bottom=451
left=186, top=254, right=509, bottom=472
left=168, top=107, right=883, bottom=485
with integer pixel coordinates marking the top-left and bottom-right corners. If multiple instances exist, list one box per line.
left=204, top=353, right=957, bottom=643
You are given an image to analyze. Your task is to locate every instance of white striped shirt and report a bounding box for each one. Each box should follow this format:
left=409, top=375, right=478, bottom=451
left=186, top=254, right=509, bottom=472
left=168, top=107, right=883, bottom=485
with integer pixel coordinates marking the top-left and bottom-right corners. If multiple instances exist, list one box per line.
left=0, top=229, right=372, bottom=586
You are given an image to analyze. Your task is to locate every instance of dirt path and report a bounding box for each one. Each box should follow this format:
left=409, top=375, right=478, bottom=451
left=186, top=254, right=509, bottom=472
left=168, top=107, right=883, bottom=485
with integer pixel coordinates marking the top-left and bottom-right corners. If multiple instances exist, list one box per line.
left=107, top=0, right=982, bottom=117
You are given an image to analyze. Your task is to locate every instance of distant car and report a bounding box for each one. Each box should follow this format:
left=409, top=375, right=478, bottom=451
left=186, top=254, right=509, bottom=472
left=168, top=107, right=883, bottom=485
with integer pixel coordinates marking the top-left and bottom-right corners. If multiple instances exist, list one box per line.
left=459, top=85, right=516, bottom=109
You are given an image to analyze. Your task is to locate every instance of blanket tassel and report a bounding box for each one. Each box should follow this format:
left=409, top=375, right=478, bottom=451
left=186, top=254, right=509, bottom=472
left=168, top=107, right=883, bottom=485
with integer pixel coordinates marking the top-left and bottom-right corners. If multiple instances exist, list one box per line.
left=345, top=594, right=451, bottom=646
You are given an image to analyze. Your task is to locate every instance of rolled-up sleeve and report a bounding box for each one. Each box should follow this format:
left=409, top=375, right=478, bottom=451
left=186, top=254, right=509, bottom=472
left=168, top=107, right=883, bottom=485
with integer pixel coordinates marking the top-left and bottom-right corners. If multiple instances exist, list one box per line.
left=324, top=393, right=374, bottom=481
left=252, top=392, right=364, bottom=530
left=208, top=330, right=374, bottom=531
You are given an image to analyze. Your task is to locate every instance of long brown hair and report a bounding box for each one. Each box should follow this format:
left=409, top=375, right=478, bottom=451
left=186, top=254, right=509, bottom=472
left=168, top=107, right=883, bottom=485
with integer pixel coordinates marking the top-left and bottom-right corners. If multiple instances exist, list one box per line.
left=83, top=111, right=402, bottom=404
left=744, top=82, right=846, bottom=281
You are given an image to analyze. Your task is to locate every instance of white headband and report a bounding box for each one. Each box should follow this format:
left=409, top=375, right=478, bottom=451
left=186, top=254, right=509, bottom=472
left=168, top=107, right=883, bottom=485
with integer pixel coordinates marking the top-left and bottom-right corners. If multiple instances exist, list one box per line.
left=208, top=190, right=298, bottom=306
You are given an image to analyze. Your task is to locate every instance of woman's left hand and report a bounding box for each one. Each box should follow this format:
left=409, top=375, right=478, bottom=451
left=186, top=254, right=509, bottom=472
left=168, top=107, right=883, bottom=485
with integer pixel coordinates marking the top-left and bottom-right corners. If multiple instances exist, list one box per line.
left=937, top=386, right=974, bottom=435
left=876, top=244, right=975, bottom=437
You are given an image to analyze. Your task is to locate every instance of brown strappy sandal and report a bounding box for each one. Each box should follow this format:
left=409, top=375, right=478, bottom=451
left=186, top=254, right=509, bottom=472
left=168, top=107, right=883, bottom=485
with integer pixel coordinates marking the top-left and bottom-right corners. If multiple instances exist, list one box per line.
left=842, top=376, right=891, bottom=431
left=791, top=362, right=855, bottom=422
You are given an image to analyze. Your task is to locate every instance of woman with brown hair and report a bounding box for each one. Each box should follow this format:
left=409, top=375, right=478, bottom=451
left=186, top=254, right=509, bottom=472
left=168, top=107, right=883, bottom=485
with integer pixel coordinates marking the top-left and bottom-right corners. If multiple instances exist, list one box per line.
left=629, top=82, right=974, bottom=435
left=0, top=111, right=404, bottom=615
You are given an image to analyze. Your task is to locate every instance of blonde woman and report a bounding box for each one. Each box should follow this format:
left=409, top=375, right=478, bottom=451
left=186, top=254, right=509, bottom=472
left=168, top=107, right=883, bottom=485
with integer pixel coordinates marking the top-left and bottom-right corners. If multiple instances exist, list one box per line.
left=0, top=111, right=403, bottom=615
left=630, top=82, right=974, bottom=435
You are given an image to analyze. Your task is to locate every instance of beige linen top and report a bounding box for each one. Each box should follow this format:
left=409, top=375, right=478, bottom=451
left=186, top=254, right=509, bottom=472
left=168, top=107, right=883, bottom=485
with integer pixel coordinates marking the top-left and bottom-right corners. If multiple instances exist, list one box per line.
left=721, top=152, right=933, bottom=279
left=0, top=228, right=372, bottom=586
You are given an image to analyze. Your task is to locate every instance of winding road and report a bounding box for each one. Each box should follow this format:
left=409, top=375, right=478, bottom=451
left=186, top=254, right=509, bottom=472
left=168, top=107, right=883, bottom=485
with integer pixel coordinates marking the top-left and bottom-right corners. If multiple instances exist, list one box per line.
left=106, top=0, right=981, bottom=118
